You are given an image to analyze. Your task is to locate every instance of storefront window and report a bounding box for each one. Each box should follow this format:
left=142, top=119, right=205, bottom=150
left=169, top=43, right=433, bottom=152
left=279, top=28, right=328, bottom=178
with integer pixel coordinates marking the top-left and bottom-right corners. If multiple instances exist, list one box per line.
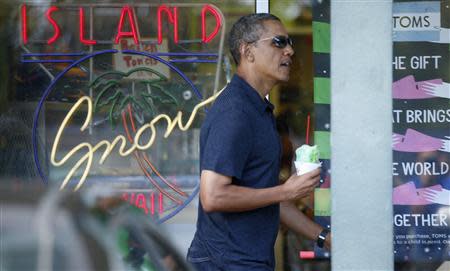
left=270, top=0, right=331, bottom=270
left=0, top=0, right=255, bottom=255
left=13, top=1, right=450, bottom=270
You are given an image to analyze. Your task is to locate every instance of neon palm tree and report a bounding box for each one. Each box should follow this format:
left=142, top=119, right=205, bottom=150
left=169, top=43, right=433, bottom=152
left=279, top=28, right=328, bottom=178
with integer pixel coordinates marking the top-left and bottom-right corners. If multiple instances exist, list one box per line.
left=91, top=67, right=188, bottom=206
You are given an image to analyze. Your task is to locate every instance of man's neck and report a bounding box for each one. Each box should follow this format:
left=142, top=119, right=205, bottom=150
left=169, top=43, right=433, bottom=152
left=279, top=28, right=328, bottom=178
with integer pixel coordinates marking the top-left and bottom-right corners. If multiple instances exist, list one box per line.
left=236, top=67, right=274, bottom=99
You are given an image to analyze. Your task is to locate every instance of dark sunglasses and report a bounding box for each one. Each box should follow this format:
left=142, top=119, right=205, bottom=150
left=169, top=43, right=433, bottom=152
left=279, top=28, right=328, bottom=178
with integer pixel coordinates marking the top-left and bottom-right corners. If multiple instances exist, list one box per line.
left=255, top=35, right=293, bottom=49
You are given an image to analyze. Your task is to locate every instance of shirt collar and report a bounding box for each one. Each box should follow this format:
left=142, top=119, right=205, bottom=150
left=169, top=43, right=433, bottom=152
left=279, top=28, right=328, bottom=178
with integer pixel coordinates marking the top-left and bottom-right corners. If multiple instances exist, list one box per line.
left=231, top=75, right=274, bottom=114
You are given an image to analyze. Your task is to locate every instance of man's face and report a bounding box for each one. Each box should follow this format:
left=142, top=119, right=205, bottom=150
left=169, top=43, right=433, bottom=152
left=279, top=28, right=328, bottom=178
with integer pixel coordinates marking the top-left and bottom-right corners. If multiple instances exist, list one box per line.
left=250, top=20, right=294, bottom=83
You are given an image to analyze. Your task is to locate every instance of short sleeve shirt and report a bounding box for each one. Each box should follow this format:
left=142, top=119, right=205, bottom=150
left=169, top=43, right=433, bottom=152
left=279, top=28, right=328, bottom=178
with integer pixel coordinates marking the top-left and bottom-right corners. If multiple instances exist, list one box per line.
left=190, top=75, right=281, bottom=270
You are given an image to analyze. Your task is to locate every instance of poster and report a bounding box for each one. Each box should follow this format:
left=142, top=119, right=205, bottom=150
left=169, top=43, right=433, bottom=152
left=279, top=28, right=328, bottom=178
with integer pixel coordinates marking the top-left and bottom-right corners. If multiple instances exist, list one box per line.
left=392, top=0, right=450, bottom=263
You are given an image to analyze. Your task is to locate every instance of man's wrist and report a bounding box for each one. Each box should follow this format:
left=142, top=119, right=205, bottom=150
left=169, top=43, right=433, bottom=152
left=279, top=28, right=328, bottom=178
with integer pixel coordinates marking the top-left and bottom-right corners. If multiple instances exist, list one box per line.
left=316, top=228, right=330, bottom=248
left=278, top=182, right=290, bottom=202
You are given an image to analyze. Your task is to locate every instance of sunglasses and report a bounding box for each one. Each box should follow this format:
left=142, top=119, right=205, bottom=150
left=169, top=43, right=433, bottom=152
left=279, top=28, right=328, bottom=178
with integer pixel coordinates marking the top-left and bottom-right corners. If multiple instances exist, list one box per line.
left=255, top=35, right=293, bottom=49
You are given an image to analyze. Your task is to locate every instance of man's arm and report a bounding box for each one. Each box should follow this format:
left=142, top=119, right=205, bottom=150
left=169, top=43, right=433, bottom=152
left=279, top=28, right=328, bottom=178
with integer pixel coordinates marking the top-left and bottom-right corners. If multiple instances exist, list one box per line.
left=200, top=168, right=321, bottom=212
left=280, top=200, right=331, bottom=249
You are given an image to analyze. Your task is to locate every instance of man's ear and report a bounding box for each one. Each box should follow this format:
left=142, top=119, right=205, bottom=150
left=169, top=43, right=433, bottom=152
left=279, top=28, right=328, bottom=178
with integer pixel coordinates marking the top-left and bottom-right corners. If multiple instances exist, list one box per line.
left=240, top=43, right=254, bottom=63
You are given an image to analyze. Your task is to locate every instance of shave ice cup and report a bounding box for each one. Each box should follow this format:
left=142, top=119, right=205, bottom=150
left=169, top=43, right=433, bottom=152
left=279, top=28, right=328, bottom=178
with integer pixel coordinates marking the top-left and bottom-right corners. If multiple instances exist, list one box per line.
left=294, top=144, right=322, bottom=175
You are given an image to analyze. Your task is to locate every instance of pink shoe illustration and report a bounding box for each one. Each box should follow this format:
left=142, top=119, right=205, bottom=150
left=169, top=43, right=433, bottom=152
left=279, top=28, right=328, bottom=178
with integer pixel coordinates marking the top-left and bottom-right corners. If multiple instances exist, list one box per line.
left=393, top=182, right=442, bottom=205
left=392, top=129, right=450, bottom=153
left=392, top=75, right=443, bottom=99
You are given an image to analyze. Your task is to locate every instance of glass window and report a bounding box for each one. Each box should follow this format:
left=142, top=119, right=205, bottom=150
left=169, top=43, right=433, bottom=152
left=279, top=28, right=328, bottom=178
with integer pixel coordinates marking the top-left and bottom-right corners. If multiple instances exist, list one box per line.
left=0, top=0, right=255, bottom=257
left=270, top=0, right=331, bottom=270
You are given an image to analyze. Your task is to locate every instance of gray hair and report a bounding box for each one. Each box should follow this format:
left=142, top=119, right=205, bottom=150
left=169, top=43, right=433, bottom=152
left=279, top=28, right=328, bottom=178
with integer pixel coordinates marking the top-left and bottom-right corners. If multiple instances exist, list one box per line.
left=228, top=13, right=281, bottom=65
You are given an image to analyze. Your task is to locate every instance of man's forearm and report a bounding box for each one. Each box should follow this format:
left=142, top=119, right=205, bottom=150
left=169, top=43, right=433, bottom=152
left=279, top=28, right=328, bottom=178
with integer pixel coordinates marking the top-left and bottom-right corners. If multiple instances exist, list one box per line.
left=280, top=201, right=321, bottom=240
left=200, top=169, right=320, bottom=213
left=280, top=201, right=331, bottom=249
left=201, top=183, right=287, bottom=212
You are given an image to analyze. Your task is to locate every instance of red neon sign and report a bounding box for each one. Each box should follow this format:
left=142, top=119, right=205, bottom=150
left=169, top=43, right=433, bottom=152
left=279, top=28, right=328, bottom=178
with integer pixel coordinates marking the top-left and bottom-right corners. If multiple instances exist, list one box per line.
left=115, top=6, right=139, bottom=44
left=122, top=192, right=165, bottom=216
left=201, top=4, right=221, bottom=43
left=20, top=4, right=222, bottom=46
left=45, top=6, right=61, bottom=45
left=79, top=8, right=97, bottom=45
left=157, top=5, right=179, bottom=45
left=21, top=5, right=27, bottom=44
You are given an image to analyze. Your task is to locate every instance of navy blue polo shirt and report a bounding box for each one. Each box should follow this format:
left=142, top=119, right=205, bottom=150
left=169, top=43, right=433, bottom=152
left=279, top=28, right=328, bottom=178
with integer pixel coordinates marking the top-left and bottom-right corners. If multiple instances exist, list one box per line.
left=188, top=75, right=281, bottom=270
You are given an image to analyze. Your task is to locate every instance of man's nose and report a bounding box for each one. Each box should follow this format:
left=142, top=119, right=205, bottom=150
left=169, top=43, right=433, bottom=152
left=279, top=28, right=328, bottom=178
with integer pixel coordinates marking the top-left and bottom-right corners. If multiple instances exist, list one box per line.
left=284, top=45, right=294, bottom=56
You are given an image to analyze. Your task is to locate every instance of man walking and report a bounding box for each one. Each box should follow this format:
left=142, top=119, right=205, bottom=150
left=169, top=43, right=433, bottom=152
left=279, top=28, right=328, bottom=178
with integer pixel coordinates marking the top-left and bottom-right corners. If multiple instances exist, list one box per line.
left=187, top=13, right=329, bottom=271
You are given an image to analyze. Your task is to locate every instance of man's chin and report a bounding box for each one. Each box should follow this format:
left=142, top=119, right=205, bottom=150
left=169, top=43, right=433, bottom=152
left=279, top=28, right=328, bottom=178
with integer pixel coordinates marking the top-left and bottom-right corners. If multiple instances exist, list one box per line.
left=279, top=75, right=290, bottom=82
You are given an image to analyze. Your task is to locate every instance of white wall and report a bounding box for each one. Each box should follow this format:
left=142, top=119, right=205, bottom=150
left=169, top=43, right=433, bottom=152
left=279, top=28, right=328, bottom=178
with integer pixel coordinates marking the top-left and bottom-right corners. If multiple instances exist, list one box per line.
left=331, top=1, right=394, bottom=270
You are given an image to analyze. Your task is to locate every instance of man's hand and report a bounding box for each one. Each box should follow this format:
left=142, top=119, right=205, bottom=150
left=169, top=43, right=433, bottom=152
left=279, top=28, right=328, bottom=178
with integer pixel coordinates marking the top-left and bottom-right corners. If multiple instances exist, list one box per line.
left=282, top=168, right=321, bottom=201
left=423, top=189, right=450, bottom=205
left=422, top=82, right=450, bottom=99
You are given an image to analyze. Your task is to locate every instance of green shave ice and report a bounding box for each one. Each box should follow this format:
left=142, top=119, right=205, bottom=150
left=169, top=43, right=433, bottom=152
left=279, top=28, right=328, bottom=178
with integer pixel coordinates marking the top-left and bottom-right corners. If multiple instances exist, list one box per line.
left=295, top=145, right=320, bottom=163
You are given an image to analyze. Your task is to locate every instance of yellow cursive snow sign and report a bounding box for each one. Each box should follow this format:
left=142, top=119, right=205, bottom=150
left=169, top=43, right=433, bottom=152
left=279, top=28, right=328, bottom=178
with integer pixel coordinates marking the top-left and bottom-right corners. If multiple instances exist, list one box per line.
left=51, top=88, right=223, bottom=191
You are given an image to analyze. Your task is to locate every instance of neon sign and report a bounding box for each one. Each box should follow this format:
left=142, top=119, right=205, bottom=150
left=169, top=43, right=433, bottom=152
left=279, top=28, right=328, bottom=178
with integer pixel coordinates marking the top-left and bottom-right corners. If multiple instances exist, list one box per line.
left=20, top=4, right=222, bottom=45
left=51, top=88, right=221, bottom=192
left=79, top=7, right=96, bottom=45
left=22, top=3, right=225, bottom=223
left=122, top=192, right=165, bottom=216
